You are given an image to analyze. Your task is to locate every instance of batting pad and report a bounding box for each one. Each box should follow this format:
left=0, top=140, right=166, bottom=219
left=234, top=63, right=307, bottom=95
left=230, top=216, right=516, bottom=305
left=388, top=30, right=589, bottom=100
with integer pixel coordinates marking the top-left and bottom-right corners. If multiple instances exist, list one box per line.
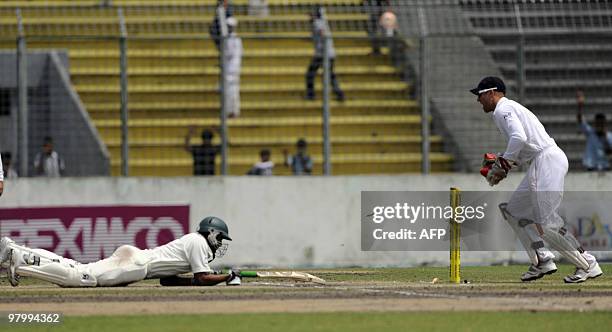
left=17, top=261, right=97, bottom=287
left=7, top=242, right=74, bottom=266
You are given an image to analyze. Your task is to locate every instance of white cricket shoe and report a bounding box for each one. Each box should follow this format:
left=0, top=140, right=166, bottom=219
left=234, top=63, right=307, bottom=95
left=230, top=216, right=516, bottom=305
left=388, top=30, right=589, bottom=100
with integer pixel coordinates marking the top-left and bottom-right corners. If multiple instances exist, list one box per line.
left=521, top=259, right=558, bottom=282
left=7, top=249, right=21, bottom=287
left=0, top=237, right=14, bottom=267
left=564, top=259, right=603, bottom=284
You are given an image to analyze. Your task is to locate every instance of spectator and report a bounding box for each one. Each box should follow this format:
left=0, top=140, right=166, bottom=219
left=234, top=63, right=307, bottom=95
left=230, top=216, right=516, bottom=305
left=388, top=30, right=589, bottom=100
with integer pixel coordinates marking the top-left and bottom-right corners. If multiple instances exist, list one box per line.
left=363, top=0, right=389, bottom=55
left=283, top=138, right=313, bottom=175
left=224, top=17, right=243, bottom=118
left=1, top=152, right=18, bottom=179
left=379, top=8, right=404, bottom=67
left=209, top=0, right=234, bottom=51
left=247, top=149, right=274, bottom=175
left=248, top=0, right=269, bottom=17
left=33, top=136, right=65, bottom=177
left=378, top=8, right=402, bottom=66
left=305, top=6, right=344, bottom=102
left=184, top=127, right=221, bottom=176
left=379, top=9, right=398, bottom=38
left=576, top=90, right=612, bottom=171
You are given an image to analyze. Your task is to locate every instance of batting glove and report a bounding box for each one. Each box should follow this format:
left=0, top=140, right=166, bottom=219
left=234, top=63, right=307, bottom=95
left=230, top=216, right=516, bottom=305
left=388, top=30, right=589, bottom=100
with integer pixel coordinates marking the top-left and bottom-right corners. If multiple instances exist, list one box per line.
left=226, top=268, right=241, bottom=286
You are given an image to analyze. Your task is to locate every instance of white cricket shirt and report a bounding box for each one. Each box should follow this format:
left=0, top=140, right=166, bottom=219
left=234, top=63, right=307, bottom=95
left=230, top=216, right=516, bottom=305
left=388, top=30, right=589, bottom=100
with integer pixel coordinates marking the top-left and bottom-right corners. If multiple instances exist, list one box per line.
left=142, top=232, right=214, bottom=278
left=492, top=97, right=556, bottom=165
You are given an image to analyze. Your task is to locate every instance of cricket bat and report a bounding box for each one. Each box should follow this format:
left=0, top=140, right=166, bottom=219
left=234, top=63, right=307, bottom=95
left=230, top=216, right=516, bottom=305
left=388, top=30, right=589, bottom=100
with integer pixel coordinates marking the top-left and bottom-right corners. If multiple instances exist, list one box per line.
left=238, top=271, right=326, bottom=285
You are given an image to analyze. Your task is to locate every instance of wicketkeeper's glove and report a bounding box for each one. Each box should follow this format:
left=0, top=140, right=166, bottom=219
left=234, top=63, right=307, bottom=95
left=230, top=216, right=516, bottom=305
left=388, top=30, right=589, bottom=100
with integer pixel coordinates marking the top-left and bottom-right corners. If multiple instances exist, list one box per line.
left=480, top=153, right=515, bottom=186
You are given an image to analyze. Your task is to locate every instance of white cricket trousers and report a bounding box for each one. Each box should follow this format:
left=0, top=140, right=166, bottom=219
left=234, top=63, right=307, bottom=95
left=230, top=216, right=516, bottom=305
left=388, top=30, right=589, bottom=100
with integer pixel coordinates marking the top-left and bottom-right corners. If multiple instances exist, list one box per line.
left=506, top=145, right=569, bottom=229
left=225, top=76, right=240, bottom=117
left=14, top=244, right=149, bottom=287
left=86, top=245, right=150, bottom=286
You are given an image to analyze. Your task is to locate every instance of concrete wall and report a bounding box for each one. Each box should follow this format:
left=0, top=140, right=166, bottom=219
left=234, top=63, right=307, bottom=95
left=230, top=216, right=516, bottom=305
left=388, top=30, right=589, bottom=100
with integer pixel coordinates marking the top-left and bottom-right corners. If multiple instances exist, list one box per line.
left=1, top=174, right=610, bottom=268
left=0, top=51, right=109, bottom=176
left=47, top=52, right=110, bottom=176
left=0, top=52, right=50, bottom=157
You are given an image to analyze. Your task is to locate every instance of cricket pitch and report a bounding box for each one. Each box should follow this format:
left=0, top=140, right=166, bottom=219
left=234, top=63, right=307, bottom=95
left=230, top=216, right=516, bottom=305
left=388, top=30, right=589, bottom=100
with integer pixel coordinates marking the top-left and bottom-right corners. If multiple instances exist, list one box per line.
left=1, top=264, right=611, bottom=331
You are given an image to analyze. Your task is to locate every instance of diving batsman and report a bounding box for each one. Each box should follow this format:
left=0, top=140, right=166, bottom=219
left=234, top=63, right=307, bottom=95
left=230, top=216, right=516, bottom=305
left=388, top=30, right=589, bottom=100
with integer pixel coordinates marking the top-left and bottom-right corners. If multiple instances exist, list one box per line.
left=0, top=217, right=240, bottom=287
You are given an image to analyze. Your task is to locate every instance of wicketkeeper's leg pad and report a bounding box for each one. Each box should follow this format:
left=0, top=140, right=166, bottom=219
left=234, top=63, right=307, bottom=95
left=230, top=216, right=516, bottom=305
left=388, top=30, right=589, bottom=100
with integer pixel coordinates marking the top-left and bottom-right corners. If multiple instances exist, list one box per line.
left=541, top=226, right=589, bottom=270
left=499, top=203, right=553, bottom=265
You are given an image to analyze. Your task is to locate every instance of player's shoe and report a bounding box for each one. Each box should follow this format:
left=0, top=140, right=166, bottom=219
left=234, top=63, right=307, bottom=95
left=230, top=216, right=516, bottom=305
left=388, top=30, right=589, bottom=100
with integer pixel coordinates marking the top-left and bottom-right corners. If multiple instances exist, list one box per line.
left=7, top=249, right=21, bottom=287
left=521, top=259, right=557, bottom=282
left=564, top=259, right=603, bottom=284
left=0, top=237, right=14, bottom=267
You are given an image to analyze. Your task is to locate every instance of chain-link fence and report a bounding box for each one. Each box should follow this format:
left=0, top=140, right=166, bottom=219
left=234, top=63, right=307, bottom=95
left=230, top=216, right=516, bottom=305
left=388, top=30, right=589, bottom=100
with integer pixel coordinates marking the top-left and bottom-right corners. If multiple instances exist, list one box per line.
left=1, top=0, right=610, bottom=177
left=465, top=0, right=612, bottom=172
left=1, top=1, right=435, bottom=177
left=397, top=0, right=612, bottom=172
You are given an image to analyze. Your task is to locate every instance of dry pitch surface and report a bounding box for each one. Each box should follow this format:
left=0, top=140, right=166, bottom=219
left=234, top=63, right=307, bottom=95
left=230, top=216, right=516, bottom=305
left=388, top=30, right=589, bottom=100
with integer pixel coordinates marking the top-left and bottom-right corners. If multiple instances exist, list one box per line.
left=1, top=265, right=611, bottom=316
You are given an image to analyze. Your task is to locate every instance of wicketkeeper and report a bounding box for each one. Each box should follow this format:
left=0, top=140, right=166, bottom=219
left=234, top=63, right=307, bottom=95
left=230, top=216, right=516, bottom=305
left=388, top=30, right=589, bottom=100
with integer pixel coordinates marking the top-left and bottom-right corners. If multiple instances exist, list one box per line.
left=472, top=76, right=602, bottom=283
left=0, top=217, right=240, bottom=287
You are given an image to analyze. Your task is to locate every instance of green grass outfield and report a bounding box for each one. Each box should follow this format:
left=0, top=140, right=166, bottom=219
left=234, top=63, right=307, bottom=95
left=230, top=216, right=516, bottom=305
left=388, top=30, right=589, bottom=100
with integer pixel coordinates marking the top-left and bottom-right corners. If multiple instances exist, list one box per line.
left=4, top=263, right=612, bottom=291
left=315, top=263, right=612, bottom=285
left=1, top=264, right=611, bottom=332
left=4, top=312, right=612, bottom=332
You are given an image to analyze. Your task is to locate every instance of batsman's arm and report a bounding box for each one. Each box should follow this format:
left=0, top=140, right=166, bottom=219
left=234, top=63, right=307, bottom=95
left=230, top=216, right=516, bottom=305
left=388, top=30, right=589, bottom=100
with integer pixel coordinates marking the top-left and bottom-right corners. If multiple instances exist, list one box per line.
left=160, top=272, right=230, bottom=286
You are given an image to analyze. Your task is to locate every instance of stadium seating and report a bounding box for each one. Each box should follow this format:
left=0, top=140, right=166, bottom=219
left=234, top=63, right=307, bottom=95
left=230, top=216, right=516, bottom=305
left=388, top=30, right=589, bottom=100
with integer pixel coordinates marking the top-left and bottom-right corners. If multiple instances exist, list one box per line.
left=459, top=0, right=612, bottom=171
left=0, top=0, right=453, bottom=175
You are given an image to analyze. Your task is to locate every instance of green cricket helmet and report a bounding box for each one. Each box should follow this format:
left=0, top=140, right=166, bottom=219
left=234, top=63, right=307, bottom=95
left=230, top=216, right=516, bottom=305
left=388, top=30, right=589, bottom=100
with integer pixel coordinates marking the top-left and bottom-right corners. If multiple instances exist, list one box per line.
left=197, top=216, right=232, bottom=241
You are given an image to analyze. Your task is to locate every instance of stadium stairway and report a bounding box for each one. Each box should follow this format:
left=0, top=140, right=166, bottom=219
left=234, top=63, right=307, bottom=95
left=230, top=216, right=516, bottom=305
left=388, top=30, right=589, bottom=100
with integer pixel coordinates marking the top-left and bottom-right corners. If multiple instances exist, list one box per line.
left=460, top=0, right=612, bottom=171
left=0, top=0, right=453, bottom=175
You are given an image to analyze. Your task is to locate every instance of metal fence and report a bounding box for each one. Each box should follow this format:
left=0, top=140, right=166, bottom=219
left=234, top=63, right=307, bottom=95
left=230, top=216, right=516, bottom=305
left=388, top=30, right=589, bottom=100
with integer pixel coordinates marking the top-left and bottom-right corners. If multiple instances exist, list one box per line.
left=1, top=1, right=425, bottom=177
left=397, top=0, right=612, bottom=172
left=1, top=0, right=611, bottom=177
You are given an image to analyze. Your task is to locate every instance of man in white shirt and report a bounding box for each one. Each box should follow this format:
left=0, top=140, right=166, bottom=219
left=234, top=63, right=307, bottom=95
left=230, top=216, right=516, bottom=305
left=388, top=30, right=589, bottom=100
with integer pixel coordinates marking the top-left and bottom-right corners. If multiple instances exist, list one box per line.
left=1, top=152, right=18, bottom=179
left=472, top=76, right=602, bottom=283
left=33, top=136, right=65, bottom=177
left=224, top=17, right=243, bottom=118
left=247, top=149, right=274, bottom=175
left=0, top=217, right=239, bottom=287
